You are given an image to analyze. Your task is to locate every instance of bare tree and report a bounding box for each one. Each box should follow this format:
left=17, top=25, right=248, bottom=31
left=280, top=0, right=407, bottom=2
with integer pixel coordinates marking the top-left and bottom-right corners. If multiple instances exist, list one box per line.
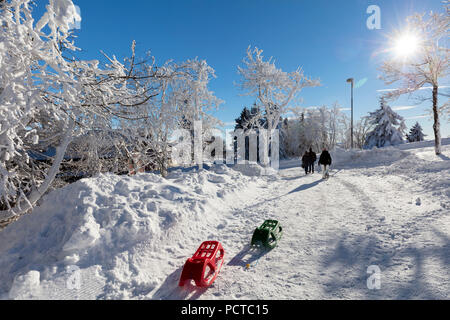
left=379, top=5, right=449, bottom=154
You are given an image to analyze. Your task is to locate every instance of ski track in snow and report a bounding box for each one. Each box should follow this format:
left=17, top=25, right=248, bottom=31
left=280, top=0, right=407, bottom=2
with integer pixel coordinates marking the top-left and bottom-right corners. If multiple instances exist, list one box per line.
left=0, top=142, right=449, bottom=300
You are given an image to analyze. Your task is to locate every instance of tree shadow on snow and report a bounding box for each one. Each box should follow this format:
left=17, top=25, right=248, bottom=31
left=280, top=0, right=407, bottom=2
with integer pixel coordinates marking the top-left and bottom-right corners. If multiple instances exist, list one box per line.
left=438, top=154, right=450, bottom=161
left=318, top=229, right=449, bottom=299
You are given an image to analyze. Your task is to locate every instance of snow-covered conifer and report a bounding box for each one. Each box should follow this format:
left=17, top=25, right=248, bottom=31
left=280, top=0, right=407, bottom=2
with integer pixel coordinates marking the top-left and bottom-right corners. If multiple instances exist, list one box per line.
left=406, top=122, right=426, bottom=142
left=364, top=98, right=406, bottom=149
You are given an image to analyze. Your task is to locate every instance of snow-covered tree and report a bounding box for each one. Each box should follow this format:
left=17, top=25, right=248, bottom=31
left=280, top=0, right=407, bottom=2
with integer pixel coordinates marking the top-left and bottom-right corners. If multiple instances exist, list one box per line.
left=235, top=105, right=264, bottom=131
left=353, top=116, right=374, bottom=149
left=364, top=98, right=406, bottom=149
left=176, top=59, right=223, bottom=169
left=406, top=122, right=426, bottom=142
left=282, top=104, right=348, bottom=156
left=0, top=0, right=149, bottom=223
left=115, top=56, right=223, bottom=176
left=238, top=46, right=320, bottom=165
left=0, top=0, right=80, bottom=221
left=280, top=115, right=303, bottom=157
left=327, top=102, right=343, bottom=149
left=379, top=4, right=449, bottom=155
left=120, top=60, right=185, bottom=177
left=301, top=105, right=348, bottom=151
left=177, top=59, right=223, bottom=128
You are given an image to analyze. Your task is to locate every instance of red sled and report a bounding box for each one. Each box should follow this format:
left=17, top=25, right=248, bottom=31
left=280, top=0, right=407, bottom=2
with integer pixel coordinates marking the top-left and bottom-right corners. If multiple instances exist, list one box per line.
left=179, top=241, right=225, bottom=288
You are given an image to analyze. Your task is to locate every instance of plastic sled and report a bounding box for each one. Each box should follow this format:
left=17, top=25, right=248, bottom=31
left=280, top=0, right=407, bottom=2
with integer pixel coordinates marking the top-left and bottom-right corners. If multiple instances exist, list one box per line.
left=251, top=220, right=283, bottom=249
left=179, top=241, right=225, bottom=288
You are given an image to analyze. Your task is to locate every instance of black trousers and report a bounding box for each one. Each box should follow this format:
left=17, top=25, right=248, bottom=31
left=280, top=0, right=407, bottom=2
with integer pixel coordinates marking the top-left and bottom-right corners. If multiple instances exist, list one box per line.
left=308, top=163, right=315, bottom=173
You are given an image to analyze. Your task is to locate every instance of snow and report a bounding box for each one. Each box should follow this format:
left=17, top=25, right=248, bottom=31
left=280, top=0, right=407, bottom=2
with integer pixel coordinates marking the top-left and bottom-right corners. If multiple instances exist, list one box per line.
left=0, top=165, right=265, bottom=299
left=0, top=140, right=449, bottom=300
left=9, top=271, right=41, bottom=300
left=37, top=0, right=81, bottom=32
left=232, top=162, right=278, bottom=177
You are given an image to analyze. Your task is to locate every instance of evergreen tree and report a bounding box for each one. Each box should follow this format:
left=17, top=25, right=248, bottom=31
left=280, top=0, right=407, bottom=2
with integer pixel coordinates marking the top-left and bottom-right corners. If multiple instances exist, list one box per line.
left=234, top=105, right=264, bottom=162
left=406, top=122, right=426, bottom=143
left=364, top=98, right=406, bottom=149
left=234, top=104, right=264, bottom=131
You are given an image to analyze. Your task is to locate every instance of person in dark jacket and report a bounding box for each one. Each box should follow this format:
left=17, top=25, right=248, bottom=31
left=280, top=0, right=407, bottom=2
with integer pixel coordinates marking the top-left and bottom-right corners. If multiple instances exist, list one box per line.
left=301, top=151, right=310, bottom=175
left=318, top=149, right=332, bottom=179
left=308, top=148, right=317, bottom=174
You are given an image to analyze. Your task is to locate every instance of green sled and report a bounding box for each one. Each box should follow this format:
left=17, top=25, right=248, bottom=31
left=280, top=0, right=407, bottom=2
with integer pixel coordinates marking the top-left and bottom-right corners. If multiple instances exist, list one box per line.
left=251, top=220, right=283, bottom=249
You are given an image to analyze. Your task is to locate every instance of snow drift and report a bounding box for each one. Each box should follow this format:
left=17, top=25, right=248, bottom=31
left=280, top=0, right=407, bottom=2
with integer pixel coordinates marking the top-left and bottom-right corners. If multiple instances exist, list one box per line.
left=0, top=165, right=262, bottom=299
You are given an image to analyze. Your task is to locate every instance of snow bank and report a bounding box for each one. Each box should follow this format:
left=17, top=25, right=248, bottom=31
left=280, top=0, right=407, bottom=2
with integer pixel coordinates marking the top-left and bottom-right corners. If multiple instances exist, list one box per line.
left=0, top=165, right=258, bottom=299
left=232, top=162, right=278, bottom=177
left=396, top=137, right=450, bottom=151
left=331, top=138, right=450, bottom=170
left=8, top=271, right=41, bottom=300
left=331, top=146, right=409, bottom=169
left=330, top=139, right=450, bottom=208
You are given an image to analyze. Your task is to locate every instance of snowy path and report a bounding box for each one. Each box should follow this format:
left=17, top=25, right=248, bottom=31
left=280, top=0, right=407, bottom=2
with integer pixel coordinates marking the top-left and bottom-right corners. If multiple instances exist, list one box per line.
left=1, top=143, right=448, bottom=300
left=155, top=145, right=449, bottom=300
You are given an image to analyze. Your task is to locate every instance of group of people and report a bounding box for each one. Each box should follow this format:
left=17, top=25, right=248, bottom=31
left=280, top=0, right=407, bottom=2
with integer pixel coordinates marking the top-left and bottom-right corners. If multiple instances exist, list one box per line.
left=301, top=148, right=332, bottom=179
left=301, top=148, right=317, bottom=175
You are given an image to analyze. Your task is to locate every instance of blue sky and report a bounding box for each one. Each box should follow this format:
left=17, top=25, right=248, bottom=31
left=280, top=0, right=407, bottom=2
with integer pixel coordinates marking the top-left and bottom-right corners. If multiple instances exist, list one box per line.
left=36, top=0, right=449, bottom=137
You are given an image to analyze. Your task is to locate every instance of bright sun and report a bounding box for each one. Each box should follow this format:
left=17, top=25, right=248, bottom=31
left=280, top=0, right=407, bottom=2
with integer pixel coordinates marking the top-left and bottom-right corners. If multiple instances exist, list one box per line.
left=393, top=33, right=420, bottom=58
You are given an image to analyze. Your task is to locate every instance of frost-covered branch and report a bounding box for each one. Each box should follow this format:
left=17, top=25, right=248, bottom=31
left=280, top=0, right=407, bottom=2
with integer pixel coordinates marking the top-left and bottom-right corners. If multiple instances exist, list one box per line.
left=0, top=0, right=154, bottom=223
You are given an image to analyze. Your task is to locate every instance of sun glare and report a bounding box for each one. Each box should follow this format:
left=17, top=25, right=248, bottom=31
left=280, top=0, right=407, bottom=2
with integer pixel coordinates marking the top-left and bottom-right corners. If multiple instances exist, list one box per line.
left=393, top=33, right=420, bottom=58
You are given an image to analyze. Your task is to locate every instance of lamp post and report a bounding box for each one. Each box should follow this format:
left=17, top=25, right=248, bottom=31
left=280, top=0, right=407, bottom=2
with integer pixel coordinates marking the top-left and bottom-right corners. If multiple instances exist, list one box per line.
left=346, top=78, right=354, bottom=149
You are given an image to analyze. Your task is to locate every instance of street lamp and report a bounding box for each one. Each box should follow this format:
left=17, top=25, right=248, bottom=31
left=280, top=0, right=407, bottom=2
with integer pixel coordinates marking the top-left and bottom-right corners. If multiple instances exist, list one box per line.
left=346, top=78, right=354, bottom=149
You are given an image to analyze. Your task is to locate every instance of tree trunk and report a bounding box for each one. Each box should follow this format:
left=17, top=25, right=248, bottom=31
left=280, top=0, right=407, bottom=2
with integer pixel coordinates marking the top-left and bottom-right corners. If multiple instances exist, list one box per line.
left=194, top=121, right=203, bottom=171
left=432, top=85, right=441, bottom=155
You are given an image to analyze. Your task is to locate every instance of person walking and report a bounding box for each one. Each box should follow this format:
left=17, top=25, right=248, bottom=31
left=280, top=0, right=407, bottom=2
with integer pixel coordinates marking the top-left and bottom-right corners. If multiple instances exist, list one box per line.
left=318, top=148, right=332, bottom=180
left=301, top=151, right=311, bottom=175
left=308, top=148, right=317, bottom=174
